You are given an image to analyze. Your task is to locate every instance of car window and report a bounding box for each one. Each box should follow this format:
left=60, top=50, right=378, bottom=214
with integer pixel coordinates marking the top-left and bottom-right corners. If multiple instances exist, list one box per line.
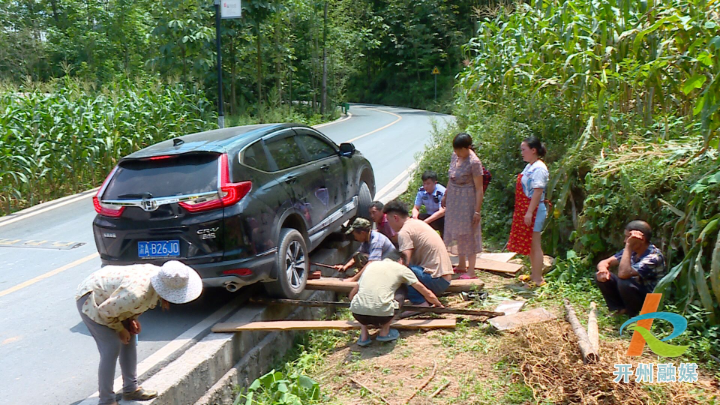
left=242, top=141, right=271, bottom=171
left=296, top=134, right=336, bottom=161
left=103, top=154, right=219, bottom=199
left=265, top=136, right=305, bottom=170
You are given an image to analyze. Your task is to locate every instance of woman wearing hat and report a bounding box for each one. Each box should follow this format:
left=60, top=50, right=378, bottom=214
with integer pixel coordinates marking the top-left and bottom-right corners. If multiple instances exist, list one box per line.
left=75, top=261, right=203, bottom=405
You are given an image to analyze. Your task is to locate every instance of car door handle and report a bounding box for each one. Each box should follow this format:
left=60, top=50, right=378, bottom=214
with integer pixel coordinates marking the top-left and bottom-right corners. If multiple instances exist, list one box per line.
left=320, top=165, right=329, bottom=171
left=284, top=176, right=297, bottom=184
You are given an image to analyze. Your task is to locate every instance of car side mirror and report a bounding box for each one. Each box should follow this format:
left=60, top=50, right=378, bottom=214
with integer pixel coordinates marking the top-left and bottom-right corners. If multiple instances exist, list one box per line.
left=339, top=143, right=356, bottom=157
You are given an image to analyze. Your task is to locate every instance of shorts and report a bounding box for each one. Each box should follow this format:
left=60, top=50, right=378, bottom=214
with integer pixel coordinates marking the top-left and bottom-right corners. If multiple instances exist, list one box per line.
left=534, top=203, right=547, bottom=233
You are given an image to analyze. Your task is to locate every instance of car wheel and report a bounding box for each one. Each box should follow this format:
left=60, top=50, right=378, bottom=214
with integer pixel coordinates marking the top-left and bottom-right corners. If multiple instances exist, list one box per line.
left=264, top=228, right=309, bottom=298
left=356, top=181, right=372, bottom=220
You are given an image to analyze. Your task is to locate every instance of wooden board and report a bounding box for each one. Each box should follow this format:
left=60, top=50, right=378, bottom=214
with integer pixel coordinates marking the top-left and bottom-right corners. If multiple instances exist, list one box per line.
left=450, top=255, right=523, bottom=275
left=212, top=318, right=456, bottom=333
left=488, top=308, right=556, bottom=331
left=304, top=277, right=484, bottom=294
left=479, top=252, right=517, bottom=263
left=494, top=300, right=526, bottom=316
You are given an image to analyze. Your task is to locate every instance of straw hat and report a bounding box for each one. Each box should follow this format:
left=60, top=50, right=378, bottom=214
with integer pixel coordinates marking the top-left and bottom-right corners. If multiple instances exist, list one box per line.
left=151, top=261, right=203, bottom=304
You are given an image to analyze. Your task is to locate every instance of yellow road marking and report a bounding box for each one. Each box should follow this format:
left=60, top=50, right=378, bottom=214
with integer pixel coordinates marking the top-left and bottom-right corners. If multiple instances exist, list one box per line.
left=0, top=252, right=99, bottom=299
left=346, top=108, right=403, bottom=143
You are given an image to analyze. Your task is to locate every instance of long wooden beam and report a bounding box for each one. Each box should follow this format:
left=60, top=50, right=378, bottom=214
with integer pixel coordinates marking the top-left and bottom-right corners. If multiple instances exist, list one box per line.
left=305, top=277, right=484, bottom=294
left=250, top=298, right=504, bottom=317
left=212, top=318, right=456, bottom=333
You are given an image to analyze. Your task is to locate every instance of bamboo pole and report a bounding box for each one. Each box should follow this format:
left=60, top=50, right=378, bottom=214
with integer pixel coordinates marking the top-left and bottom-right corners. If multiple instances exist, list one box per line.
left=404, top=361, right=437, bottom=404
left=563, top=299, right=599, bottom=364
left=350, top=378, right=390, bottom=404
left=588, top=302, right=599, bottom=354
left=250, top=298, right=504, bottom=318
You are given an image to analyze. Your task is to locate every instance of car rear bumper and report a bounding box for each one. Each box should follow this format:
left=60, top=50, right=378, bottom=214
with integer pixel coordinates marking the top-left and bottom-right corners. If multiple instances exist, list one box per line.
left=100, top=248, right=277, bottom=289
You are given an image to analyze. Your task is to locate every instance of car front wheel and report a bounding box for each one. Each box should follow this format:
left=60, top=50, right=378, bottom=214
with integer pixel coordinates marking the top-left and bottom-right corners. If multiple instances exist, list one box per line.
left=356, top=181, right=372, bottom=220
left=264, top=228, right=309, bottom=298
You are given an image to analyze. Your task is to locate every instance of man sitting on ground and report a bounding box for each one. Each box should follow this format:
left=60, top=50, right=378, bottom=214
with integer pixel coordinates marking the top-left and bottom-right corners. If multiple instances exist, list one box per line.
left=412, top=170, right=446, bottom=237
left=595, top=220, right=666, bottom=317
left=369, top=201, right=398, bottom=247
left=334, top=218, right=397, bottom=281
left=349, top=251, right=443, bottom=346
left=383, top=200, right=454, bottom=307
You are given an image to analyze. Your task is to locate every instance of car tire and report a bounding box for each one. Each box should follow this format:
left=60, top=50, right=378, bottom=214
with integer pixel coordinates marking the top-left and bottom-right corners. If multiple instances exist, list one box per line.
left=264, top=228, right=309, bottom=298
left=356, top=181, right=372, bottom=220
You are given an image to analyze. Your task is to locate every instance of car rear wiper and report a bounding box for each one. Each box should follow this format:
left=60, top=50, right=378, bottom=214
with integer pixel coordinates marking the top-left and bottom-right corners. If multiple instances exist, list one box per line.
left=117, top=192, right=153, bottom=199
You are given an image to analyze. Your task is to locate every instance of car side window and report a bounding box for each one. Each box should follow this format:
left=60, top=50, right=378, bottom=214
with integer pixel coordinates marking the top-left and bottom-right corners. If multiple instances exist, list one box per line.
left=242, top=141, right=272, bottom=172
left=296, top=134, right=336, bottom=162
left=265, top=136, right=305, bottom=171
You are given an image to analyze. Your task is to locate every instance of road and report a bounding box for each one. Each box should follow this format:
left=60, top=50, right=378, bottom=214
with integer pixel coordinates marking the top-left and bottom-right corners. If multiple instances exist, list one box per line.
left=0, top=104, right=453, bottom=405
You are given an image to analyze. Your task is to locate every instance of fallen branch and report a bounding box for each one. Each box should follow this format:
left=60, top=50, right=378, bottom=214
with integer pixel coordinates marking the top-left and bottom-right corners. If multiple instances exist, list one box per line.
left=563, top=299, right=599, bottom=364
left=428, top=381, right=451, bottom=399
left=588, top=302, right=599, bottom=354
left=349, top=377, right=390, bottom=405
left=404, top=361, right=437, bottom=404
left=251, top=298, right=504, bottom=318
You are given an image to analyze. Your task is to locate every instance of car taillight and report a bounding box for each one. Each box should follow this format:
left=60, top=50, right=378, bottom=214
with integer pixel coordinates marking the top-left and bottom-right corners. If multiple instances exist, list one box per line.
left=179, top=154, right=251, bottom=213
left=94, top=168, right=125, bottom=217
left=223, top=268, right=252, bottom=276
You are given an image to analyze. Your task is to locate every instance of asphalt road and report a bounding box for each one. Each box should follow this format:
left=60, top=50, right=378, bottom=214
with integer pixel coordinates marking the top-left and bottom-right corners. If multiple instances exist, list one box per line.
left=0, top=104, right=453, bottom=405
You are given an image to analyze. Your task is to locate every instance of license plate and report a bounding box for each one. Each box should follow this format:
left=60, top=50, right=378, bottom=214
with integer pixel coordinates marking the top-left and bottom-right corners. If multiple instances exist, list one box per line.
left=138, top=240, right=180, bottom=258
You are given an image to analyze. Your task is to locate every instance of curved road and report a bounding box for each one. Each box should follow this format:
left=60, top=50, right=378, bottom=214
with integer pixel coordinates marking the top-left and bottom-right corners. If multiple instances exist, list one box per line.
left=0, top=104, right=453, bottom=405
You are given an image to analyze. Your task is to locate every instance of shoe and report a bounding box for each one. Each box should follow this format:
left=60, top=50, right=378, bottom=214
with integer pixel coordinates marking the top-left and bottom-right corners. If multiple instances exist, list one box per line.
left=122, top=387, right=158, bottom=401
left=356, top=337, right=372, bottom=347
left=522, top=280, right=547, bottom=289
left=376, top=329, right=400, bottom=342
left=458, top=273, right=477, bottom=280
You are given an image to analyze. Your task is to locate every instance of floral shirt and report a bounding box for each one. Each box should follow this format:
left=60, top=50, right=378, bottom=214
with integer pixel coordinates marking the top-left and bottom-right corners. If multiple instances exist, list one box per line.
left=613, top=244, right=666, bottom=291
left=75, top=264, right=160, bottom=332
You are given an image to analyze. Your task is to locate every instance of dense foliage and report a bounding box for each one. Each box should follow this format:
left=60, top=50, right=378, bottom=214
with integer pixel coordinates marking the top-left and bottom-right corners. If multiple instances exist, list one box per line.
left=0, top=79, right=216, bottom=215
left=405, top=0, right=720, bottom=338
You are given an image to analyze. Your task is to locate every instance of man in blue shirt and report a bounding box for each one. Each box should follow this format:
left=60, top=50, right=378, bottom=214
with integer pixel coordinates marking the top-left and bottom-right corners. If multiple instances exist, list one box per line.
left=334, top=218, right=397, bottom=281
left=595, top=220, right=666, bottom=317
left=411, top=171, right=446, bottom=237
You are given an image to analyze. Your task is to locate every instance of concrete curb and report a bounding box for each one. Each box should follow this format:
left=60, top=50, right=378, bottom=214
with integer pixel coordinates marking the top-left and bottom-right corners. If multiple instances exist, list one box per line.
left=119, top=243, right=353, bottom=405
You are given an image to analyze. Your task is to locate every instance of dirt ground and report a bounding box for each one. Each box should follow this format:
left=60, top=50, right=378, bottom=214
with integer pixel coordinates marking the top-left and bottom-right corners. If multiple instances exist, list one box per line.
left=307, top=272, right=720, bottom=405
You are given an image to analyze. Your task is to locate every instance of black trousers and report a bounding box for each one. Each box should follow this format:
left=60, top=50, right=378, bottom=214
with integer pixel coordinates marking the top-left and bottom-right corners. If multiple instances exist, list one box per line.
left=352, top=285, right=407, bottom=326
left=418, top=213, right=444, bottom=238
left=596, top=273, right=652, bottom=317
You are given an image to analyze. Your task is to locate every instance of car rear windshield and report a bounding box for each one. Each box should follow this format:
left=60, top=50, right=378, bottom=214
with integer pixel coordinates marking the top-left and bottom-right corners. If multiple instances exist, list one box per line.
left=103, top=154, right=220, bottom=200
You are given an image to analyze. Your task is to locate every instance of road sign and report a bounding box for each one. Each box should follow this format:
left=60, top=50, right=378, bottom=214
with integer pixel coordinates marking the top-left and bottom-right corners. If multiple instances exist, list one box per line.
left=221, top=0, right=242, bottom=19
left=432, top=67, right=440, bottom=75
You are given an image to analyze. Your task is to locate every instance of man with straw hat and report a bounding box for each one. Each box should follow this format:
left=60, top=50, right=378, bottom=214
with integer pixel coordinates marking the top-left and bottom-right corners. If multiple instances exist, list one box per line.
left=75, top=261, right=203, bottom=405
left=333, top=217, right=397, bottom=281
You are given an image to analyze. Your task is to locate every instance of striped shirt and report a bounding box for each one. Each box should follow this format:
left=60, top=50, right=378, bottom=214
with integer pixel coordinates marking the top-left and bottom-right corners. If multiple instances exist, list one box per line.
left=359, top=230, right=396, bottom=261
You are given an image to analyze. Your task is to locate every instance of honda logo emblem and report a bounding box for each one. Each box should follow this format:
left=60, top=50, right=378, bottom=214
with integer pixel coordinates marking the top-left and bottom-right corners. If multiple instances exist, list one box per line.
left=141, top=199, right=159, bottom=212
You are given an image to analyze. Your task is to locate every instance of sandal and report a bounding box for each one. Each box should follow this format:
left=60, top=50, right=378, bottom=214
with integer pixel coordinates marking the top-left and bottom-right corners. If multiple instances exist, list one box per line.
left=453, top=267, right=467, bottom=274
left=522, top=280, right=547, bottom=289
left=123, top=387, right=158, bottom=401
left=518, top=274, right=531, bottom=282
left=356, top=337, right=372, bottom=347
left=376, top=329, right=400, bottom=342
left=458, top=273, right=477, bottom=280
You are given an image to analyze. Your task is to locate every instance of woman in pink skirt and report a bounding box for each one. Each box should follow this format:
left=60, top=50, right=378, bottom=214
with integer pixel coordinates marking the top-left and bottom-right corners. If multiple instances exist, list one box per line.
left=441, top=133, right=484, bottom=278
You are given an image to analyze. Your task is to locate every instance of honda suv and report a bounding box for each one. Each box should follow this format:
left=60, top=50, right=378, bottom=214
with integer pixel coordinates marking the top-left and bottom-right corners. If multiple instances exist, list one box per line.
left=92, top=123, right=375, bottom=298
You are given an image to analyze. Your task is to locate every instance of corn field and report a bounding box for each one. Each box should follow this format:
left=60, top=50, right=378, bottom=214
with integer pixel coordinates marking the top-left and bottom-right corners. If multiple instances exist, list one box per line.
left=458, top=0, right=720, bottom=322
left=0, top=79, right=216, bottom=216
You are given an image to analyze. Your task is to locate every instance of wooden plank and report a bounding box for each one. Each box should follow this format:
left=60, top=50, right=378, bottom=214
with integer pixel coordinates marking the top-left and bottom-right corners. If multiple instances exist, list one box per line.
left=479, top=252, right=517, bottom=263
left=494, top=300, right=526, bottom=316
left=488, top=308, right=556, bottom=331
left=251, top=298, right=502, bottom=317
left=212, top=318, right=456, bottom=333
left=304, top=277, right=484, bottom=294
left=450, top=255, right=523, bottom=275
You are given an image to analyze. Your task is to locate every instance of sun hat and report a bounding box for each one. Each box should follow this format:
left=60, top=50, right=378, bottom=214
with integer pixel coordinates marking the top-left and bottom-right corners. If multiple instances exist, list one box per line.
left=151, top=261, right=203, bottom=304
left=345, top=217, right=372, bottom=234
